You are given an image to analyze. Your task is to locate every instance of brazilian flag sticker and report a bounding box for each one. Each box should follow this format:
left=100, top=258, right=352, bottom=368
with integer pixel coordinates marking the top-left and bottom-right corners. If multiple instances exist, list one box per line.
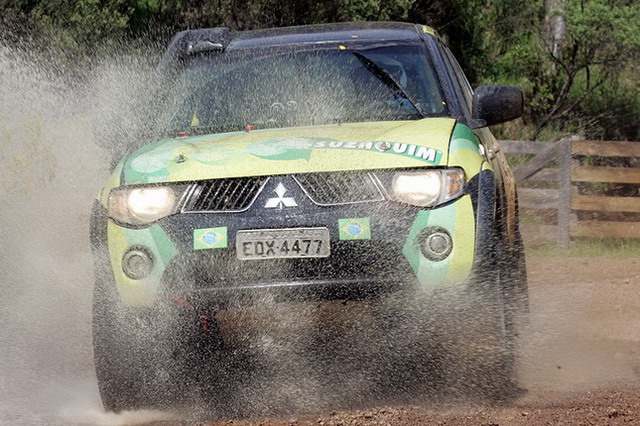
left=194, top=227, right=228, bottom=250
left=339, top=218, right=371, bottom=240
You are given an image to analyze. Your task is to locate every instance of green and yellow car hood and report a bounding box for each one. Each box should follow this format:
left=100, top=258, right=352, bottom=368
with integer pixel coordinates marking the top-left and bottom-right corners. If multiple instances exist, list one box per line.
left=122, top=118, right=457, bottom=185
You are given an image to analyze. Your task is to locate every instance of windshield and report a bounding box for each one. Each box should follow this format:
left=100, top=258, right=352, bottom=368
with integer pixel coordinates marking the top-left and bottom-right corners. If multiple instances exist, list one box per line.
left=165, top=44, right=447, bottom=134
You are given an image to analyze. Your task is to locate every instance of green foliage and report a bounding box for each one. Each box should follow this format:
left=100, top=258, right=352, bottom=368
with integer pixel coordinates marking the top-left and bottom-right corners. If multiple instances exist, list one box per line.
left=483, top=0, right=640, bottom=140
left=564, top=0, right=640, bottom=62
left=3, top=0, right=131, bottom=45
left=142, top=0, right=412, bottom=31
left=426, top=0, right=640, bottom=141
left=336, top=0, right=412, bottom=21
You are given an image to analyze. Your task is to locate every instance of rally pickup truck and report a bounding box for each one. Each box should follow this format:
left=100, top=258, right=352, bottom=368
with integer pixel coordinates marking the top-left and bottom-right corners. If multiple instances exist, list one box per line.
left=90, top=22, right=528, bottom=412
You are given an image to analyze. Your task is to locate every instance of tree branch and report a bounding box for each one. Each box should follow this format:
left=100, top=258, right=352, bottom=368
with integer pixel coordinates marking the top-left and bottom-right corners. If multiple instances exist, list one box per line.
left=533, top=76, right=607, bottom=139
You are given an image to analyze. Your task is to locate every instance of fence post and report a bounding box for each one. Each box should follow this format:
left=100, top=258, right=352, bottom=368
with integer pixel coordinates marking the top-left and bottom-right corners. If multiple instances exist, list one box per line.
left=557, top=138, right=573, bottom=247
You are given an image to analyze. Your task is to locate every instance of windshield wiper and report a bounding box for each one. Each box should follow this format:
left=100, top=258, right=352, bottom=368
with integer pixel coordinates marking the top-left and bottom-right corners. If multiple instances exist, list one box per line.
left=352, top=51, right=425, bottom=118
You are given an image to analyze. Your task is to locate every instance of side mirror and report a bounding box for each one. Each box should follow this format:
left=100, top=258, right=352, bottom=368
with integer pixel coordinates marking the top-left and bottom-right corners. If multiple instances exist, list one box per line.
left=472, top=85, right=523, bottom=127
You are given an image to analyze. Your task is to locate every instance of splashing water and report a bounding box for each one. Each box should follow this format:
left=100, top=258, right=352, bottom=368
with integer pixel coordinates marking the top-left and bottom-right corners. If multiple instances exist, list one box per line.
left=0, top=43, right=181, bottom=424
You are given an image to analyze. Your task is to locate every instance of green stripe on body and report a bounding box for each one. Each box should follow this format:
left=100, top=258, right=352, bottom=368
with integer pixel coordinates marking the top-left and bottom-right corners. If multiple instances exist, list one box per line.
left=402, top=195, right=475, bottom=288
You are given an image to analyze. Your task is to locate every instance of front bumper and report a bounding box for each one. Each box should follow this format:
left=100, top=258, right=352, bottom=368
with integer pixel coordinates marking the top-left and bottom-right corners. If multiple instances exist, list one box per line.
left=92, top=172, right=495, bottom=307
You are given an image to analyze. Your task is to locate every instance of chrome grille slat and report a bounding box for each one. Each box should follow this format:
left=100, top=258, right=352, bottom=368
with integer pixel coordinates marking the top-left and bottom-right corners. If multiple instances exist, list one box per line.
left=206, top=182, right=222, bottom=209
left=184, top=176, right=269, bottom=212
left=218, top=180, right=231, bottom=209
left=226, top=179, right=242, bottom=207
left=237, top=178, right=262, bottom=208
left=193, top=183, right=213, bottom=210
left=311, top=174, right=334, bottom=202
left=294, top=171, right=384, bottom=205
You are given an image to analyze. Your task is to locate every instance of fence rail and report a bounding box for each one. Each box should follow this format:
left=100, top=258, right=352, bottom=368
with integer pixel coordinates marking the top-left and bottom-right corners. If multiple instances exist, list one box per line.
left=500, top=138, right=640, bottom=246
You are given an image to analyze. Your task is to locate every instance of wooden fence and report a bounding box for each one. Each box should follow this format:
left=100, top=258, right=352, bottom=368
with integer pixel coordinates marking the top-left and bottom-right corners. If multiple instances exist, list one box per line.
left=500, top=138, right=640, bottom=246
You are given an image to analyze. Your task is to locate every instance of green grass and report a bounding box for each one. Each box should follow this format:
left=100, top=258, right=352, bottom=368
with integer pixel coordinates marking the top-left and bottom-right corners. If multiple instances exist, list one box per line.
left=526, top=237, right=640, bottom=257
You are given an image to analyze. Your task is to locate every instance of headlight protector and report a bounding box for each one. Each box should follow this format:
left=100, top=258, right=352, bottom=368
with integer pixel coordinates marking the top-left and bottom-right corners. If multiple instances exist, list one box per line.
left=108, top=184, right=190, bottom=226
left=391, top=168, right=465, bottom=207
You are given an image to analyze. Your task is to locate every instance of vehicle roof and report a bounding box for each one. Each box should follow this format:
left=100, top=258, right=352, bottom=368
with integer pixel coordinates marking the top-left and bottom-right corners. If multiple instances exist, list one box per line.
left=227, top=22, right=434, bottom=50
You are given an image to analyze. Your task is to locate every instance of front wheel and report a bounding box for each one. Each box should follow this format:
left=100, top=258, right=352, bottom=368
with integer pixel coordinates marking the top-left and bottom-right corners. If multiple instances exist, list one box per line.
left=427, top=228, right=528, bottom=402
left=459, top=227, right=529, bottom=402
left=92, top=272, right=175, bottom=412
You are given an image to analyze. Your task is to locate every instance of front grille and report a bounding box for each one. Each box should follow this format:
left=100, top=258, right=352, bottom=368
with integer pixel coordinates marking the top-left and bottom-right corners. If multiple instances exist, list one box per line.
left=183, top=176, right=269, bottom=212
left=294, top=171, right=384, bottom=205
left=182, top=170, right=386, bottom=212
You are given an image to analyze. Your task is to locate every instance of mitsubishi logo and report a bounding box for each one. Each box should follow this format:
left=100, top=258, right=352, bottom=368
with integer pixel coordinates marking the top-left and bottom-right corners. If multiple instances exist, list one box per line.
left=264, top=182, right=298, bottom=209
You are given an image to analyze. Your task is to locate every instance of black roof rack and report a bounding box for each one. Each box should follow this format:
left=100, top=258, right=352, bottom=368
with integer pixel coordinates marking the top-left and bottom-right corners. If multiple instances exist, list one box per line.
left=159, top=27, right=231, bottom=69
left=159, top=22, right=431, bottom=70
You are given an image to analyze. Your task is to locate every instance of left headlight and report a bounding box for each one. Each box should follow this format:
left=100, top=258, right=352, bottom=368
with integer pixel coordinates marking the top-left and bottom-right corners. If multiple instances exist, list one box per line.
left=391, top=168, right=465, bottom=207
left=108, top=184, right=189, bottom=226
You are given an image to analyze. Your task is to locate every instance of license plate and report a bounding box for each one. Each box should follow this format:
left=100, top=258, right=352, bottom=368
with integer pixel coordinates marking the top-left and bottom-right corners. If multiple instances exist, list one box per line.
left=236, top=228, right=330, bottom=260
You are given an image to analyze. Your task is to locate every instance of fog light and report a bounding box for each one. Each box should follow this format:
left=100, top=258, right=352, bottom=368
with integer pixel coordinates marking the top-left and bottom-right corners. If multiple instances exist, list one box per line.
left=419, top=228, right=452, bottom=261
left=122, top=249, right=153, bottom=280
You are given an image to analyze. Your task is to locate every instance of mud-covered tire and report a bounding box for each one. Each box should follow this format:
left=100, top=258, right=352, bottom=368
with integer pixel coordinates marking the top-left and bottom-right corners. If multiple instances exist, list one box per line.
left=369, top=235, right=527, bottom=403
left=463, top=285, right=520, bottom=401
left=457, top=225, right=528, bottom=402
left=92, top=270, right=166, bottom=412
left=502, top=225, right=530, bottom=333
left=368, top=290, right=457, bottom=399
left=92, top=262, right=228, bottom=412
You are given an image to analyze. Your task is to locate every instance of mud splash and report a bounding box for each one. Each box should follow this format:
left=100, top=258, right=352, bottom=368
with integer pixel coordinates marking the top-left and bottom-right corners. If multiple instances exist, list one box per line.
left=0, top=44, right=177, bottom=425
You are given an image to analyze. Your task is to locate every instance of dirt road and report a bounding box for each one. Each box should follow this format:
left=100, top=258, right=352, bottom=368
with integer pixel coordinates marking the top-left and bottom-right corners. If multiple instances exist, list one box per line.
left=192, top=256, right=640, bottom=425
left=1, top=253, right=638, bottom=425
left=210, top=386, right=640, bottom=425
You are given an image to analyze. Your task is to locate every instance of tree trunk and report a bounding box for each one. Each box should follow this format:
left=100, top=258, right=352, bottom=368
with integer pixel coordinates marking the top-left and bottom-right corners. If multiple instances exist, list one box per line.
left=546, top=0, right=566, bottom=60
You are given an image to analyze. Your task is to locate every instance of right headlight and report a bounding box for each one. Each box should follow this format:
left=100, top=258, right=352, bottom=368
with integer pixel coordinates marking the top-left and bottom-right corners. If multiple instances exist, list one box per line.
left=391, top=168, right=465, bottom=207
